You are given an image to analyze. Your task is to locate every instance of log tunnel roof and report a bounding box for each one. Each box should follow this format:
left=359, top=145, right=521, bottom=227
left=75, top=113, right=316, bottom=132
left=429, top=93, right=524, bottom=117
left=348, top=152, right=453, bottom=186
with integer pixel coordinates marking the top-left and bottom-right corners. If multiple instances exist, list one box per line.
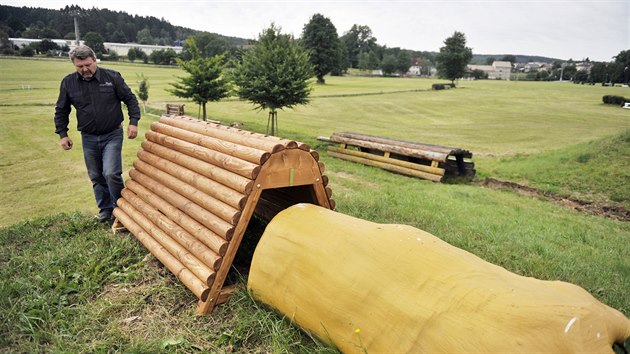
left=112, top=115, right=334, bottom=314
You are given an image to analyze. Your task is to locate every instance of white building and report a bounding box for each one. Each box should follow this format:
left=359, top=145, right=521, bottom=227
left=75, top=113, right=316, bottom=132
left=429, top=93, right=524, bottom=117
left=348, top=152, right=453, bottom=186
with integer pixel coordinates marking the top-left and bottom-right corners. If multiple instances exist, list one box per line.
left=468, top=61, right=512, bottom=80
left=9, top=37, right=80, bottom=49
left=8, top=38, right=182, bottom=57
left=104, top=42, right=183, bottom=56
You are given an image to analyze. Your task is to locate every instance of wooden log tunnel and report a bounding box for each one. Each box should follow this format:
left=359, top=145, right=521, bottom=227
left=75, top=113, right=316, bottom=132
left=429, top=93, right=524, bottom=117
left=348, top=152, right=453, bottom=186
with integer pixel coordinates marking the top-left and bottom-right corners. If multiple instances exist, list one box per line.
left=112, top=115, right=335, bottom=314
left=327, top=131, right=475, bottom=182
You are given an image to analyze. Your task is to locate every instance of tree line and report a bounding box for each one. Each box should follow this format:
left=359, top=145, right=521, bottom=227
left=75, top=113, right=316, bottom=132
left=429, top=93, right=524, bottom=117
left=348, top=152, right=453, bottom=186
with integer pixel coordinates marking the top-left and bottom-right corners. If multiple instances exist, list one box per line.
left=1, top=4, right=626, bottom=85
left=0, top=5, right=436, bottom=77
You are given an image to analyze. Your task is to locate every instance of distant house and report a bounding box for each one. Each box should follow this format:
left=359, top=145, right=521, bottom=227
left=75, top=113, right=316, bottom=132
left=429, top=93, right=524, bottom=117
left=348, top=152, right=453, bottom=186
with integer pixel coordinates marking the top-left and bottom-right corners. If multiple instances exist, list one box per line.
left=492, top=61, right=512, bottom=80
left=467, top=61, right=512, bottom=80
left=576, top=61, right=593, bottom=73
left=408, top=65, right=421, bottom=76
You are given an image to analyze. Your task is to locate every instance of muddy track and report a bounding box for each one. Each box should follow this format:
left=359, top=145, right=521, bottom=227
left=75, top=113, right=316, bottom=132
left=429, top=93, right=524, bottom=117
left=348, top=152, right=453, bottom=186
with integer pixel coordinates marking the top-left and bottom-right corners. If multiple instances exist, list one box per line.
left=482, top=178, right=630, bottom=222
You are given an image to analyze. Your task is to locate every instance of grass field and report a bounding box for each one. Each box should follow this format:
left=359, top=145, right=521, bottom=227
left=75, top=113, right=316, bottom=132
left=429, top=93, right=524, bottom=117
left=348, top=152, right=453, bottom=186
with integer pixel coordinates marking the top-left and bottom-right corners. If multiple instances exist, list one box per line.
left=1, top=57, right=629, bottom=352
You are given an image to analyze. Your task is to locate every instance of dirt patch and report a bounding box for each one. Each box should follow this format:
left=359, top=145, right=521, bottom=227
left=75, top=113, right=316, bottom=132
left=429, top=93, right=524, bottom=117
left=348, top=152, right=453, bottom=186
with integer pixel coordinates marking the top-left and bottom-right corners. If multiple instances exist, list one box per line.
left=482, top=178, right=630, bottom=222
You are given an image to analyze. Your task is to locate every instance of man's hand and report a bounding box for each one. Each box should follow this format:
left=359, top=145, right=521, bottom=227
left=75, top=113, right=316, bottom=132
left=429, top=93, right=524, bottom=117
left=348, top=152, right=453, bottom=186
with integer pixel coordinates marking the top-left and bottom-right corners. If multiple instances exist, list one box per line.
left=60, top=136, right=73, bottom=150
left=127, top=124, right=138, bottom=139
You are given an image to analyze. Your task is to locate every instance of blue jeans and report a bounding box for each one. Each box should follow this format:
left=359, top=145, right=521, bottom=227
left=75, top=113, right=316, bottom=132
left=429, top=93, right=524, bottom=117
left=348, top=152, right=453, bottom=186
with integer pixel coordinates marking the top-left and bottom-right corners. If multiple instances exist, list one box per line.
left=81, top=126, right=124, bottom=217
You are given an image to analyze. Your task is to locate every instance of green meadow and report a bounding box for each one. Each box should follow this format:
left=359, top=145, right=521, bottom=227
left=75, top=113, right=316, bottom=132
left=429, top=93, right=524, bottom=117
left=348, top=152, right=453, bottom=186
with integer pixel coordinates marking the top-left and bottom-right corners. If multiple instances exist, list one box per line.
left=1, top=57, right=629, bottom=352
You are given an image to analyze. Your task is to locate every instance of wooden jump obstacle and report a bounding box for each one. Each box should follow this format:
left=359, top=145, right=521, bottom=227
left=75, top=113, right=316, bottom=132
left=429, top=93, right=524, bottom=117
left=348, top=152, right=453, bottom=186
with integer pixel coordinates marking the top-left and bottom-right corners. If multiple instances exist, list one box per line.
left=165, top=103, right=185, bottom=116
left=326, top=132, right=474, bottom=182
left=112, top=115, right=334, bottom=314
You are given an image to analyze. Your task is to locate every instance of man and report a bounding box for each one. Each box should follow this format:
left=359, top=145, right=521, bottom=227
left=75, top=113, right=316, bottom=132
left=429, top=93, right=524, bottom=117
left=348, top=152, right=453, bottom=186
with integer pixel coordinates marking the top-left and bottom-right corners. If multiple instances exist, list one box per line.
left=54, top=45, right=140, bottom=223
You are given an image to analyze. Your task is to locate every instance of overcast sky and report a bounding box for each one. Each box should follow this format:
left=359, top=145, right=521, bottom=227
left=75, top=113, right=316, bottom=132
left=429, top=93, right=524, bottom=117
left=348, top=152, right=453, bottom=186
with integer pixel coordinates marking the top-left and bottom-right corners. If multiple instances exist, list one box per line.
left=3, top=0, right=629, bottom=61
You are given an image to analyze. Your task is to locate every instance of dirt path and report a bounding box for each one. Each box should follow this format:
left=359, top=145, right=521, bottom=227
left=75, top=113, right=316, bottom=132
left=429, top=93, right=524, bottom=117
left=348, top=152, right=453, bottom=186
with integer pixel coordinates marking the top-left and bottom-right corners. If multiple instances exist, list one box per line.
left=482, top=178, right=630, bottom=222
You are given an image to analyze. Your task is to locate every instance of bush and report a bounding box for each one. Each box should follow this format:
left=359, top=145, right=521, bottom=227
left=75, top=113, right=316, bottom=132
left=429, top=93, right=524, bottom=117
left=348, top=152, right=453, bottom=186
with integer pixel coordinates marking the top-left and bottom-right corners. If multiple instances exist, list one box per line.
left=19, top=46, right=34, bottom=57
left=432, top=83, right=453, bottom=90
left=602, top=95, right=628, bottom=106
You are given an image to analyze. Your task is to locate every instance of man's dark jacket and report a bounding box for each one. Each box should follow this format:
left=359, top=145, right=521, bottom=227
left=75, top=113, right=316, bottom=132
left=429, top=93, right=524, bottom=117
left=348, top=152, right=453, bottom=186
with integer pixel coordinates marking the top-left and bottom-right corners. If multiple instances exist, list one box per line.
left=54, top=67, right=140, bottom=138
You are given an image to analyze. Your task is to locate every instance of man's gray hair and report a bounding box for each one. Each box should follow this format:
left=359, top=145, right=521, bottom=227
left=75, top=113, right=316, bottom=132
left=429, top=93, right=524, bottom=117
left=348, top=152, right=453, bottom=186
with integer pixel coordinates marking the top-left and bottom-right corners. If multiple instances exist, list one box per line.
left=69, top=45, right=96, bottom=61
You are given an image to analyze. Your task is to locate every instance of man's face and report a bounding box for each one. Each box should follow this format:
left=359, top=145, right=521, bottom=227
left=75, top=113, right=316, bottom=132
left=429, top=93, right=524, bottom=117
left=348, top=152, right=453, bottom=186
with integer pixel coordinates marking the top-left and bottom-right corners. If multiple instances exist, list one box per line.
left=73, top=57, right=97, bottom=80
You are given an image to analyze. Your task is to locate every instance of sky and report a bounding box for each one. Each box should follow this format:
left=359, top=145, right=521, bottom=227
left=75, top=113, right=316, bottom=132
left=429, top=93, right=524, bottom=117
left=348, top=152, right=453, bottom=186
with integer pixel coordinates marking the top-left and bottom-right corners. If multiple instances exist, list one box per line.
left=3, top=0, right=629, bottom=62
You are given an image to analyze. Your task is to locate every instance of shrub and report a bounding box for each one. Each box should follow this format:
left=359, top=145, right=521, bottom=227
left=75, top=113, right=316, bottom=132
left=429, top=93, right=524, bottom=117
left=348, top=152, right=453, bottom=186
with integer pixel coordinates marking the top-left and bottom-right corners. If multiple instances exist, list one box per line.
left=432, top=83, right=452, bottom=90
left=602, top=95, right=627, bottom=106
left=19, top=46, right=34, bottom=57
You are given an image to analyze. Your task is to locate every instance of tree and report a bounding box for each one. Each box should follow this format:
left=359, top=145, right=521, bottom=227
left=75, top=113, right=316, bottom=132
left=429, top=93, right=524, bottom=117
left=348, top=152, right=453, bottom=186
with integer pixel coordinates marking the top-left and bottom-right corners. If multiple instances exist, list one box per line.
left=396, top=50, right=412, bottom=75
left=136, top=73, right=149, bottom=114
left=471, top=69, right=488, bottom=80
left=149, top=48, right=177, bottom=65
left=189, top=32, right=230, bottom=58
left=588, top=62, right=607, bottom=84
left=36, top=39, right=59, bottom=53
left=435, top=31, right=473, bottom=86
left=613, top=49, right=630, bottom=83
left=301, top=13, right=341, bottom=84
left=233, top=24, right=312, bottom=136
left=127, top=47, right=137, bottom=62
left=83, top=31, right=105, bottom=54
left=136, top=28, right=154, bottom=44
left=169, top=38, right=230, bottom=121
left=380, top=55, right=398, bottom=76
left=340, top=24, right=378, bottom=68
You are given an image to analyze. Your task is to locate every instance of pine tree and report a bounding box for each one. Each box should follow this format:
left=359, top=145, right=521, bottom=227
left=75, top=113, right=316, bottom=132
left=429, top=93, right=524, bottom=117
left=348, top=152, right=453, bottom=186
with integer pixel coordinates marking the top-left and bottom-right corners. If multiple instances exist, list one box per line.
left=233, top=24, right=312, bottom=136
left=169, top=38, right=230, bottom=121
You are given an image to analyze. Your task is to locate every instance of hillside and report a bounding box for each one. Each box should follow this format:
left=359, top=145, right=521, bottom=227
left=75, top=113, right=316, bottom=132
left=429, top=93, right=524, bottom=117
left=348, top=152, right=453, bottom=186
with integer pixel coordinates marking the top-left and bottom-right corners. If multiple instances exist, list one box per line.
left=0, top=4, right=249, bottom=46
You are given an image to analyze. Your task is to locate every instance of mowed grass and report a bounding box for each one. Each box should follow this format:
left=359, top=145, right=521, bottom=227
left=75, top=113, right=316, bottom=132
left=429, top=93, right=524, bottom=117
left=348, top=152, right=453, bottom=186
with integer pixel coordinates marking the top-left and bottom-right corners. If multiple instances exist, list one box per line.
left=1, top=57, right=629, bottom=352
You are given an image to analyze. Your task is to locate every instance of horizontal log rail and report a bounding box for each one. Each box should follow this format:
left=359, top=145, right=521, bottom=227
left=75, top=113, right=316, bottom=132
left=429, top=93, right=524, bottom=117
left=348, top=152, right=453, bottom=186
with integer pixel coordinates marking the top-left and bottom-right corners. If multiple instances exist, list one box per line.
left=137, top=149, right=247, bottom=210
left=146, top=131, right=260, bottom=180
left=326, top=131, right=474, bottom=182
left=151, top=122, right=270, bottom=165
left=125, top=180, right=228, bottom=256
left=113, top=208, right=210, bottom=301
left=141, top=140, right=253, bottom=196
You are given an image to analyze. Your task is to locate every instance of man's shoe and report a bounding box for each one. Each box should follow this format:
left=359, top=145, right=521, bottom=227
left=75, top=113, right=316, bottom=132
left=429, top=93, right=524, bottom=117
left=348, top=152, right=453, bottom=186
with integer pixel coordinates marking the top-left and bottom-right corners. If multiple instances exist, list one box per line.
left=95, top=213, right=113, bottom=223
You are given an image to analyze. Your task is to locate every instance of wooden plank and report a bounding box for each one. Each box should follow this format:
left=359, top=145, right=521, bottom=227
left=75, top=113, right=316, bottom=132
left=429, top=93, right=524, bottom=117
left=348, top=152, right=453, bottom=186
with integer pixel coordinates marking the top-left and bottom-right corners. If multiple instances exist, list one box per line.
left=255, top=149, right=323, bottom=189
left=332, top=132, right=472, bottom=158
left=328, top=150, right=443, bottom=182
left=330, top=135, right=450, bottom=162
left=216, top=285, right=238, bottom=305
left=196, top=187, right=263, bottom=315
left=328, top=146, right=445, bottom=176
